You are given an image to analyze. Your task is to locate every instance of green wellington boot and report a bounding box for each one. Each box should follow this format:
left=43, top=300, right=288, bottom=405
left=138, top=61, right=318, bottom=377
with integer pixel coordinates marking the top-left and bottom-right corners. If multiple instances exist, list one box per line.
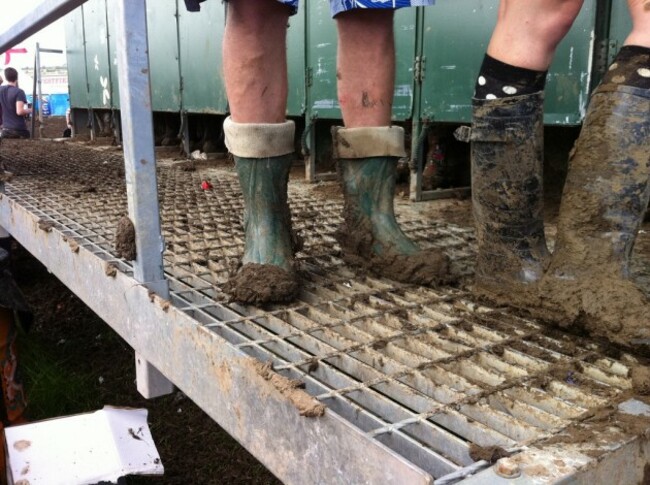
left=223, top=118, right=300, bottom=304
left=537, top=83, right=650, bottom=348
left=332, top=126, right=450, bottom=285
left=456, top=92, right=550, bottom=301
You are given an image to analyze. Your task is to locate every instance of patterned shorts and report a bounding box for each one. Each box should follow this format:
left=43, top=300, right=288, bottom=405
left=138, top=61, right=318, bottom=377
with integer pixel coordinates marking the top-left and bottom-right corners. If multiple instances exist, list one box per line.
left=274, top=0, right=434, bottom=17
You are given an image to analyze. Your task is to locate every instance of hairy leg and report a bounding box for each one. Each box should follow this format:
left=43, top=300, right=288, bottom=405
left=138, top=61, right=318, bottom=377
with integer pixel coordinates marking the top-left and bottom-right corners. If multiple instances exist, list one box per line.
left=223, top=0, right=291, bottom=123
left=335, top=9, right=395, bottom=127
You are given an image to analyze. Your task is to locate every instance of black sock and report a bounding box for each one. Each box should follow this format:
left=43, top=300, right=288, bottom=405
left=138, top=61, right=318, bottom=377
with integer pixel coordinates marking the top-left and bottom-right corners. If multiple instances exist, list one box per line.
left=474, top=54, right=547, bottom=100
left=602, top=45, right=650, bottom=90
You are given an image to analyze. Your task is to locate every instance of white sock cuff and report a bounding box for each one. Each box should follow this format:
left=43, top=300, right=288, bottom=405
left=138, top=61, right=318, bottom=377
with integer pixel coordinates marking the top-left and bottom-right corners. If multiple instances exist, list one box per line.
left=332, top=126, right=407, bottom=159
left=223, top=117, right=295, bottom=158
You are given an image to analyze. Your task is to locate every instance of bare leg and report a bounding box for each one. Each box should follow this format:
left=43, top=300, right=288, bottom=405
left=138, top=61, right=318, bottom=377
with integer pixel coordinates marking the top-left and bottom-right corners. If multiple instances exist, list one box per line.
left=223, top=0, right=290, bottom=123
left=625, top=0, right=650, bottom=47
left=331, top=9, right=450, bottom=286
left=336, top=9, right=395, bottom=127
left=222, top=1, right=299, bottom=304
left=488, top=0, right=584, bottom=69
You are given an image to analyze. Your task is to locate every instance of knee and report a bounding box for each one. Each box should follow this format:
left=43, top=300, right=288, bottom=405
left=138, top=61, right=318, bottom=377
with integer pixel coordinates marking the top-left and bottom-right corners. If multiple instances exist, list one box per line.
left=227, top=0, right=290, bottom=33
left=336, top=9, right=394, bottom=45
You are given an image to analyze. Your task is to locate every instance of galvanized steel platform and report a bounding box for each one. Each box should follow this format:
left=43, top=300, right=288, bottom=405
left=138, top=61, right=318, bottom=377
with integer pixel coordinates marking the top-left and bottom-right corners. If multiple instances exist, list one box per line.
left=2, top=139, right=650, bottom=484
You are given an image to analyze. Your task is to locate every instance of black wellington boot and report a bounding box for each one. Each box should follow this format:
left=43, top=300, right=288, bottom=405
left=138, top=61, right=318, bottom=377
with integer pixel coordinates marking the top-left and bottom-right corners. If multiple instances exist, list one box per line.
left=457, top=92, right=549, bottom=301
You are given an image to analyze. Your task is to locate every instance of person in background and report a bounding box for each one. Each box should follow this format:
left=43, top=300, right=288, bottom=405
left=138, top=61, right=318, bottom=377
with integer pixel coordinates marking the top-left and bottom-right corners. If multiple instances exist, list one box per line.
left=0, top=68, right=31, bottom=139
left=465, top=0, right=649, bottom=347
left=63, top=107, right=73, bottom=138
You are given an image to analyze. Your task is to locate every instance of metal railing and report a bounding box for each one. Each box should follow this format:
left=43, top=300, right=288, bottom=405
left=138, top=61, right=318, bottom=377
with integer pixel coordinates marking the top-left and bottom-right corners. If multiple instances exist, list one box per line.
left=0, top=0, right=172, bottom=397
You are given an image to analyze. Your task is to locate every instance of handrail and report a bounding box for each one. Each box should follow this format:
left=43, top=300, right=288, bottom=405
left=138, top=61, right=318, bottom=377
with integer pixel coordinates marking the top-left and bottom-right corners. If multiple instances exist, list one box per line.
left=0, top=0, right=87, bottom=54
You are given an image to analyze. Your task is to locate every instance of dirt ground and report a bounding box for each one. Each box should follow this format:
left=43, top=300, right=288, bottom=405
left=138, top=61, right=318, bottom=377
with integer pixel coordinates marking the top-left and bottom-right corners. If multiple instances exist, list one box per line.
left=10, top=246, right=280, bottom=485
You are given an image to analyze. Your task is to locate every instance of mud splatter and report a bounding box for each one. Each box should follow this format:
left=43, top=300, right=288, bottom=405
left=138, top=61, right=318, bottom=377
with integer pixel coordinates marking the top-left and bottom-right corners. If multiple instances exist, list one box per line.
left=469, top=444, right=511, bottom=463
left=253, top=361, right=325, bottom=417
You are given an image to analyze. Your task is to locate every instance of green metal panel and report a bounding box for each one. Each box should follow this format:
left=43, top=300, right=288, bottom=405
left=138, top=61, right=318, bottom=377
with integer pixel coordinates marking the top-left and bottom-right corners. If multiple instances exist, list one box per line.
left=64, top=7, right=89, bottom=109
left=145, top=0, right=181, bottom=112
left=306, top=0, right=417, bottom=121
left=287, top=4, right=306, bottom=117
left=178, top=1, right=227, bottom=114
left=608, top=1, right=632, bottom=63
left=105, top=0, right=120, bottom=110
left=83, top=0, right=113, bottom=109
left=420, top=0, right=598, bottom=125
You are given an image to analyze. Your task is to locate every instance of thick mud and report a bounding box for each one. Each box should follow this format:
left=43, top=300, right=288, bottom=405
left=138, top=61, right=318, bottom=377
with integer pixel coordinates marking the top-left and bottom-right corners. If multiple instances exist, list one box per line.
left=475, top=88, right=650, bottom=351
left=336, top=178, right=451, bottom=286
left=252, top=361, right=325, bottom=417
left=468, top=444, right=511, bottom=463
left=224, top=263, right=298, bottom=305
left=115, top=215, right=136, bottom=261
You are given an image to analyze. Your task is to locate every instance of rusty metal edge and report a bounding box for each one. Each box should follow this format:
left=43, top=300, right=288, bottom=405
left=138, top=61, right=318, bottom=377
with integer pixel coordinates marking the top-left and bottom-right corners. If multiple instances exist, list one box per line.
left=0, top=193, right=433, bottom=485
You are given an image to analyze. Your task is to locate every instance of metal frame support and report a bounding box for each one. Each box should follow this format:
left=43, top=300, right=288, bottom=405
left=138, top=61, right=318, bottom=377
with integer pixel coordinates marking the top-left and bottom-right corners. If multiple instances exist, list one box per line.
left=114, top=0, right=173, bottom=398
left=0, top=0, right=88, bottom=53
left=36, top=43, right=44, bottom=139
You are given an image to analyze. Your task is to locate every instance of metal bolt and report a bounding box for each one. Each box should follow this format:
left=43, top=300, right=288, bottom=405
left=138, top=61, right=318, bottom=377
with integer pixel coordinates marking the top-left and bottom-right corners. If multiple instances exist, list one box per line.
left=494, top=458, right=521, bottom=479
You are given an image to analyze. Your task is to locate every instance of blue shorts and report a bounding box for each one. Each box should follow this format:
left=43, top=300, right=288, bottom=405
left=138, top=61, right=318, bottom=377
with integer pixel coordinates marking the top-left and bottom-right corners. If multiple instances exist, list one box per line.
left=190, top=0, right=434, bottom=17
left=273, top=0, right=434, bottom=17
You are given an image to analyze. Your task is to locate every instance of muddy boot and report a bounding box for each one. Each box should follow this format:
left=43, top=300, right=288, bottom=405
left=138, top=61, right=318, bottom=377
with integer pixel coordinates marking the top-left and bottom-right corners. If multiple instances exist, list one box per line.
left=457, top=92, right=549, bottom=301
left=537, top=82, right=650, bottom=348
left=222, top=118, right=299, bottom=304
left=332, top=126, right=450, bottom=286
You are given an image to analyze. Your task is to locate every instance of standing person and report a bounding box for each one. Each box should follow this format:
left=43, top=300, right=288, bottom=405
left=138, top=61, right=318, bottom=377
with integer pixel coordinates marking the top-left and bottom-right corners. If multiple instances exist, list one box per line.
left=217, top=0, right=446, bottom=304
left=464, top=0, right=649, bottom=347
left=0, top=68, right=32, bottom=139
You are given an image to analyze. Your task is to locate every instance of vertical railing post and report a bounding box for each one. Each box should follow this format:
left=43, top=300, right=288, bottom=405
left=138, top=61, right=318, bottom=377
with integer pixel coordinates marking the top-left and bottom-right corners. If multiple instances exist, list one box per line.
left=113, top=0, right=173, bottom=399
left=36, top=44, right=44, bottom=139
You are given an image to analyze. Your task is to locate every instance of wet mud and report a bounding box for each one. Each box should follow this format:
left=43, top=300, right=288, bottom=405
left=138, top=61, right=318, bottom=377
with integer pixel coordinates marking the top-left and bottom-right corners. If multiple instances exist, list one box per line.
left=468, top=444, right=511, bottom=463
left=474, top=88, right=650, bottom=352
left=253, top=361, right=325, bottom=417
left=115, top=216, right=136, bottom=261
left=224, top=263, right=298, bottom=305
left=336, top=192, right=450, bottom=286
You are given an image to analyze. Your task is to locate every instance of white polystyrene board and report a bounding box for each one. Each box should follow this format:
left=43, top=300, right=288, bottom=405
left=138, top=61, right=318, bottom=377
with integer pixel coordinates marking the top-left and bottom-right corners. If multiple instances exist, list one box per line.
left=4, top=406, right=163, bottom=484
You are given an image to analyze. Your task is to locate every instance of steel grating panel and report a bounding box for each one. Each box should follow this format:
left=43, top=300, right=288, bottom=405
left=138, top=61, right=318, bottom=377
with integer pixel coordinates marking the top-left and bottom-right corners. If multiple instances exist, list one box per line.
left=1, top=139, right=650, bottom=483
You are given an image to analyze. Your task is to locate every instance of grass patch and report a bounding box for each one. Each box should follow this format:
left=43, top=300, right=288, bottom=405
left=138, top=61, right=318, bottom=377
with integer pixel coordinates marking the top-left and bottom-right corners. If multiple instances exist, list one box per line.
left=19, top=331, right=99, bottom=420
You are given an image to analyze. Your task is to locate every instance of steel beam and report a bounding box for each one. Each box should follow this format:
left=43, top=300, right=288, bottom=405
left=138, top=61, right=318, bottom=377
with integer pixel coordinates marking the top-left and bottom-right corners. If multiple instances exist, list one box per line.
left=0, top=195, right=434, bottom=485
left=113, top=0, right=172, bottom=398
left=0, top=0, right=88, bottom=54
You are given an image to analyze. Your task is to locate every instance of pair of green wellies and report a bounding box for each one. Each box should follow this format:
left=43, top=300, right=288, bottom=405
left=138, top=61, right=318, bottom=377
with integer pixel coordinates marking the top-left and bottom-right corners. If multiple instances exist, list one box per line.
left=223, top=75, right=649, bottom=350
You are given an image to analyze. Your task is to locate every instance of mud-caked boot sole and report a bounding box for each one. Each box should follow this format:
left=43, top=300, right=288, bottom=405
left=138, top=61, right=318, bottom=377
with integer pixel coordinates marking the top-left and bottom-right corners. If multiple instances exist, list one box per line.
left=334, top=143, right=452, bottom=286
left=526, top=270, right=650, bottom=352
left=224, top=263, right=298, bottom=305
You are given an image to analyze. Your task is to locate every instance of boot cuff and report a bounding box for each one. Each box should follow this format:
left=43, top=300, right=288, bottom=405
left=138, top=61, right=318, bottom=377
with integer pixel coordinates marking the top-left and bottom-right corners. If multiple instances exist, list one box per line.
left=224, top=117, right=295, bottom=158
left=332, top=126, right=406, bottom=159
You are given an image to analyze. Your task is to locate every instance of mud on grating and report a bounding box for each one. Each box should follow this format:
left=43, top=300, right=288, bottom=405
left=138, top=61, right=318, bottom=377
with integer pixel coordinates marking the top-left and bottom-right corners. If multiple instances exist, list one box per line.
left=2, top=140, right=649, bottom=481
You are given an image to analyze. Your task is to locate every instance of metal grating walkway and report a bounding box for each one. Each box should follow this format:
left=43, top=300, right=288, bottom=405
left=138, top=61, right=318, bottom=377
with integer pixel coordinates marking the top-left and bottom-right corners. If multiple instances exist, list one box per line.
left=2, top=139, right=650, bottom=484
